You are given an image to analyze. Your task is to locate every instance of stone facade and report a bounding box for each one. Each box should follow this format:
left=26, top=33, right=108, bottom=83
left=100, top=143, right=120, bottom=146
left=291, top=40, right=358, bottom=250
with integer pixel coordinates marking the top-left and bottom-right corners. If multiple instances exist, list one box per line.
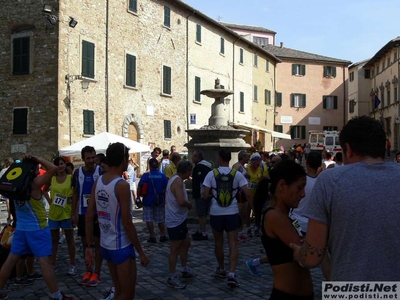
left=348, top=60, right=371, bottom=120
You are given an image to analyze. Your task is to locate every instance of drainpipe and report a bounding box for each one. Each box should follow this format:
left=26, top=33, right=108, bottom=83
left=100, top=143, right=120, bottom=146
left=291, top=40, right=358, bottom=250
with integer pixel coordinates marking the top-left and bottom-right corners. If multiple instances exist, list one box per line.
left=185, top=10, right=196, bottom=143
left=232, top=37, right=240, bottom=123
left=105, top=0, right=110, bottom=132
left=343, top=65, right=346, bottom=127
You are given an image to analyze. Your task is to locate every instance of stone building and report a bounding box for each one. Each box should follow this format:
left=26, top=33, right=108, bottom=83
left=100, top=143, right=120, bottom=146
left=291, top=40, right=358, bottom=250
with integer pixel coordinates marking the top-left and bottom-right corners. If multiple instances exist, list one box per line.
left=348, top=59, right=371, bottom=120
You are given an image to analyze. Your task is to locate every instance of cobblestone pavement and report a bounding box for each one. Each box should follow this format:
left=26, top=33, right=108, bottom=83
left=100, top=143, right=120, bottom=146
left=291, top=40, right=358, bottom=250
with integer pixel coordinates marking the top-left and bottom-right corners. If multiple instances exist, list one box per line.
left=0, top=203, right=324, bottom=300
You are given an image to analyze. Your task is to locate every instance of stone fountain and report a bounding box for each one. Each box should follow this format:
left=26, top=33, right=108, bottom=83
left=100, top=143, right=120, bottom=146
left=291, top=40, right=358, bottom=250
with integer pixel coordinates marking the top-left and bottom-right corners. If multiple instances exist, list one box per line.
left=185, top=78, right=250, bottom=168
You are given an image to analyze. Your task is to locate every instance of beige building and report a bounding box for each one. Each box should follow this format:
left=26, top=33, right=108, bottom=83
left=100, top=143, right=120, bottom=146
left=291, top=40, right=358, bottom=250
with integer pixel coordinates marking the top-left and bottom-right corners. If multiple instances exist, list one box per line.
left=347, top=60, right=371, bottom=120
left=1, top=0, right=281, bottom=166
left=263, top=44, right=351, bottom=150
left=363, top=37, right=400, bottom=151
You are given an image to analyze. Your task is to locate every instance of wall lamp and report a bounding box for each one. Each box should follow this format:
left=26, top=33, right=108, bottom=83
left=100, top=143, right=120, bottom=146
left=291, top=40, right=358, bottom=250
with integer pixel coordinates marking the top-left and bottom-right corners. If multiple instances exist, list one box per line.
left=69, top=17, right=78, bottom=28
left=42, top=5, right=53, bottom=14
left=65, top=74, right=90, bottom=91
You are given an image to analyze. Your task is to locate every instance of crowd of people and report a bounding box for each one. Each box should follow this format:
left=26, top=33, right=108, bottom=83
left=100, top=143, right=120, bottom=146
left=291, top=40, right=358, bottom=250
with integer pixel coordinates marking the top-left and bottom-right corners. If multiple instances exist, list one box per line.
left=0, top=116, right=399, bottom=299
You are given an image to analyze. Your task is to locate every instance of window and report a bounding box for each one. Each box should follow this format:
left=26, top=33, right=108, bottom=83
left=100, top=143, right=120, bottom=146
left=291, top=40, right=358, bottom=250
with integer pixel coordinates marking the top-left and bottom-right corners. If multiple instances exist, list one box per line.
left=254, top=85, right=258, bottom=102
left=13, top=108, right=28, bottom=134
left=349, top=100, right=356, bottom=113
left=395, top=87, right=398, bottom=103
left=372, top=69, right=375, bottom=77
left=239, top=92, right=244, bottom=112
left=291, top=94, right=306, bottom=108
left=164, top=120, right=171, bottom=139
left=253, top=36, right=268, bottom=46
left=387, top=90, right=391, bottom=106
left=194, top=76, right=201, bottom=102
left=275, top=92, right=282, bottom=107
left=162, top=65, right=171, bottom=95
left=324, top=66, right=337, bottom=78
left=239, top=48, right=244, bottom=64
left=385, top=117, right=392, bottom=135
left=254, top=53, right=258, bottom=67
left=292, top=64, right=306, bottom=76
left=266, top=60, right=270, bottom=72
left=83, top=110, right=94, bottom=135
left=382, top=61, right=385, bottom=70
left=323, top=126, right=338, bottom=131
left=129, top=0, right=137, bottom=13
left=190, top=114, right=196, bottom=125
left=164, top=6, right=171, bottom=28
left=365, top=69, right=370, bottom=79
left=82, top=40, right=95, bottom=78
left=387, top=57, right=390, bottom=67
left=349, top=71, right=354, bottom=82
left=196, top=24, right=201, bottom=43
left=265, top=89, right=271, bottom=105
left=394, top=51, right=398, bottom=62
left=381, top=90, right=385, bottom=107
left=126, top=54, right=136, bottom=87
left=220, top=37, right=225, bottom=54
left=377, top=65, right=380, bottom=74
left=290, top=126, right=306, bottom=139
left=12, top=36, right=30, bottom=75
left=323, top=96, right=338, bottom=109
left=274, top=125, right=283, bottom=133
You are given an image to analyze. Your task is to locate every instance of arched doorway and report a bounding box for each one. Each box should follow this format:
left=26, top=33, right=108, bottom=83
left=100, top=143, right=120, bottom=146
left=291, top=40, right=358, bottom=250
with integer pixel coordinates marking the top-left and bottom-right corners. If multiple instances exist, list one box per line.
left=122, top=113, right=145, bottom=175
left=128, top=123, right=139, bottom=174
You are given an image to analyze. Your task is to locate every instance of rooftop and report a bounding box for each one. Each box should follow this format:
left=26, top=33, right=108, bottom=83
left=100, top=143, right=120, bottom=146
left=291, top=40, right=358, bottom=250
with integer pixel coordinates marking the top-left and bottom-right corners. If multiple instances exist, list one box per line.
left=220, top=22, right=277, bottom=34
left=364, top=36, right=400, bottom=68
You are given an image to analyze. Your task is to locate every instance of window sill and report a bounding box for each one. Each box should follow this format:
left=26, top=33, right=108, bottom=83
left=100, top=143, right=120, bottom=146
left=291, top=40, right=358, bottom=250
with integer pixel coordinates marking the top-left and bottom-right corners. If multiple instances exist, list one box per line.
left=127, top=9, right=138, bottom=16
left=193, top=100, right=202, bottom=105
left=162, top=25, right=171, bottom=31
left=81, top=77, right=98, bottom=83
left=324, top=76, right=336, bottom=79
left=12, top=133, right=28, bottom=136
left=160, top=93, right=172, bottom=98
left=82, top=134, right=95, bottom=137
left=254, top=100, right=258, bottom=103
left=164, top=138, right=172, bottom=141
left=195, top=41, right=202, bottom=46
left=219, top=52, right=225, bottom=57
left=238, top=111, right=245, bottom=114
left=124, top=85, right=138, bottom=91
left=293, top=74, right=305, bottom=77
left=239, top=62, right=244, bottom=66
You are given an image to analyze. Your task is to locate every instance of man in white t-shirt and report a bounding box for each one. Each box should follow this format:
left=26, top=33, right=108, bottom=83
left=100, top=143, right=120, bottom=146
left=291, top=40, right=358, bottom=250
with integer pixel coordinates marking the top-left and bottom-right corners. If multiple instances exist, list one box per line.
left=202, top=149, right=251, bottom=288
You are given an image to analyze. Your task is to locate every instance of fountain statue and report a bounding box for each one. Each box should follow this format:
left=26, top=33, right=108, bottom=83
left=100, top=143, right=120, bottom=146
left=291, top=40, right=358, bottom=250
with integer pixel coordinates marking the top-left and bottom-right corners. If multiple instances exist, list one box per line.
left=185, top=78, right=250, bottom=168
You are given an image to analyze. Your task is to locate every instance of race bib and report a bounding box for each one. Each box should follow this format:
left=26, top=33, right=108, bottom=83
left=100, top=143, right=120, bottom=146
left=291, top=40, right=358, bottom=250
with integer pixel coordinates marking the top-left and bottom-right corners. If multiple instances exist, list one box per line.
left=53, top=193, right=68, bottom=208
left=248, top=182, right=257, bottom=189
left=291, top=218, right=303, bottom=237
left=83, top=194, right=91, bottom=208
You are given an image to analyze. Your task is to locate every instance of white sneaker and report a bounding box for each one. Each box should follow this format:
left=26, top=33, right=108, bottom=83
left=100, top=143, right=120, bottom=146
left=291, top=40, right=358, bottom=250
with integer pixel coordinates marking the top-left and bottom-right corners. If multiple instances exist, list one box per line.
left=58, top=235, right=66, bottom=244
left=68, top=265, right=77, bottom=276
left=99, top=290, right=114, bottom=300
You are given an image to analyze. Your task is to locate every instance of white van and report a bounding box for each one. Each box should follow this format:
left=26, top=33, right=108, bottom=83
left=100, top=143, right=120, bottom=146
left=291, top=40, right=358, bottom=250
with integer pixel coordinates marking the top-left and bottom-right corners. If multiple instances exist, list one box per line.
left=308, top=130, right=341, bottom=154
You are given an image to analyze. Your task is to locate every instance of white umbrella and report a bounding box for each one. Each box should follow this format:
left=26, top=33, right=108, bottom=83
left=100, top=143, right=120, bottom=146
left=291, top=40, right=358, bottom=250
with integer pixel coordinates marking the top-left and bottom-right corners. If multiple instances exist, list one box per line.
left=59, top=132, right=150, bottom=156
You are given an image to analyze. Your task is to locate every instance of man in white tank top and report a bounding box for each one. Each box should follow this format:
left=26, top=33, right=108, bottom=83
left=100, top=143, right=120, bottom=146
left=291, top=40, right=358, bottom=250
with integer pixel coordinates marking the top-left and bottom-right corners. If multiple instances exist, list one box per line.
left=165, top=160, right=193, bottom=289
left=85, top=142, right=149, bottom=299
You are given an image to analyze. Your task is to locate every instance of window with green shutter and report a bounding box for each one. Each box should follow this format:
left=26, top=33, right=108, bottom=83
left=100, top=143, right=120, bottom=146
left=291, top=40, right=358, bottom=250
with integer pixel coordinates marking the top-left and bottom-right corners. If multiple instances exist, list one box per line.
left=83, top=110, right=95, bottom=135
left=13, top=37, right=30, bottom=75
left=196, top=24, right=201, bottom=43
left=275, top=92, right=282, bottom=107
left=254, top=53, right=258, bottom=67
left=162, top=65, right=172, bottom=95
left=239, top=48, right=244, bottom=64
left=126, top=54, right=136, bottom=87
left=291, top=94, right=306, bottom=108
left=266, top=60, right=270, bottom=72
left=290, top=125, right=306, bottom=139
left=254, top=85, right=258, bottom=102
left=274, top=125, right=283, bottom=133
left=265, top=89, right=271, bottom=105
left=164, top=120, right=172, bottom=139
left=323, top=126, right=338, bottom=131
left=220, top=37, right=225, bottom=54
left=324, top=66, right=337, bottom=78
left=323, top=96, right=338, bottom=109
left=195, top=76, right=201, bottom=102
left=129, top=0, right=137, bottom=13
left=13, top=108, right=28, bottom=134
left=240, top=92, right=244, bottom=112
left=292, top=64, right=306, bottom=76
left=82, top=41, right=95, bottom=78
left=164, top=6, right=171, bottom=28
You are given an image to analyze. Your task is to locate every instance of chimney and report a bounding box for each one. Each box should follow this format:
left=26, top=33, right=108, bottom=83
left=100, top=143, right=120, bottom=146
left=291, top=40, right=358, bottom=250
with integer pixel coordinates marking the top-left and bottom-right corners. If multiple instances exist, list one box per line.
left=280, top=42, right=284, bottom=48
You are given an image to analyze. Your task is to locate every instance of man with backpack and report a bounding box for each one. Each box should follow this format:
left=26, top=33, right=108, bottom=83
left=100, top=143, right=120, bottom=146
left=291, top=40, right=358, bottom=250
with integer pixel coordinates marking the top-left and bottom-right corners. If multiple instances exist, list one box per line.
left=202, top=149, right=251, bottom=288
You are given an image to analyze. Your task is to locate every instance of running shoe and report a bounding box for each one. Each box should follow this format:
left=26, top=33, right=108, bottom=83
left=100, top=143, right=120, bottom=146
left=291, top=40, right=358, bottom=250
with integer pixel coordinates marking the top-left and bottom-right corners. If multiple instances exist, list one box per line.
left=181, top=268, right=194, bottom=279
left=227, top=276, right=240, bottom=287
left=159, top=235, right=169, bottom=242
left=213, top=267, right=227, bottom=278
left=57, top=292, right=75, bottom=300
left=246, top=259, right=262, bottom=276
left=14, top=277, right=34, bottom=286
left=192, top=230, right=208, bottom=241
left=68, top=265, right=77, bottom=276
left=77, top=272, right=92, bottom=285
left=99, top=290, right=114, bottom=300
left=59, top=235, right=66, bottom=244
left=237, top=234, right=250, bottom=243
left=86, top=273, right=101, bottom=287
left=26, top=272, right=43, bottom=280
left=167, top=277, right=186, bottom=289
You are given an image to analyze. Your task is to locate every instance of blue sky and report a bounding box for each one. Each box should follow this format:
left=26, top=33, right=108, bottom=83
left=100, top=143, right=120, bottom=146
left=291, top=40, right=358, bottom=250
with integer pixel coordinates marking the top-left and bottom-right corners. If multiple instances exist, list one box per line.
left=183, top=0, right=400, bottom=64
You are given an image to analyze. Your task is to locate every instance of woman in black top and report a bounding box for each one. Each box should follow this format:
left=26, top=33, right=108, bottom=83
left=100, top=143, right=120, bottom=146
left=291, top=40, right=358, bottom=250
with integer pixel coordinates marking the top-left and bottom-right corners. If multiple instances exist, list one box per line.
left=261, top=160, right=313, bottom=299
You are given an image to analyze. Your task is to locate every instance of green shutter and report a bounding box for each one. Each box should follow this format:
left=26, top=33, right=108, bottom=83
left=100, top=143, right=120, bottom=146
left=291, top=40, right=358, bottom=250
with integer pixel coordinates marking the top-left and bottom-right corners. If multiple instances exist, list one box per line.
left=264, top=89, right=267, bottom=104
left=276, top=125, right=283, bottom=133
left=164, top=6, right=171, bottom=27
left=290, top=126, right=295, bottom=139
left=303, top=94, right=306, bottom=107
left=254, top=85, right=258, bottom=101
left=82, top=41, right=95, bottom=78
left=292, top=64, right=296, bottom=75
left=276, top=92, right=282, bottom=107
left=129, top=0, right=137, bottom=12
left=163, top=66, right=171, bottom=94
left=333, top=96, right=338, bottom=109
left=324, top=66, right=328, bottom=77
left=301, top=126, right=306, bottom=139
left=291, top=94, right=295, bottom=107
left=13, top=108, right=28, bottom=134
left=301, top=64, right=306, bottom=76
left=195, top=76, right=201, bottom=102
left=126, top=54, right=136, bottom=87
left=196, top=24, right=201, bottom=43
left=240, top=92, right=244, bottom=112
left=164, top=120, right=171, bottom=138
left=254, top=53, right=258, bottom=66
left=266, top=60, right=270, bottom=72
left=89, top=110, right=94, bottom=134
left=332, top=67, right=337, bottom=78
left=83, top=110, right=88, bottom=134
left=240, top=48, right=243, bottom=63
left=323, top=96, right=327, bottom=109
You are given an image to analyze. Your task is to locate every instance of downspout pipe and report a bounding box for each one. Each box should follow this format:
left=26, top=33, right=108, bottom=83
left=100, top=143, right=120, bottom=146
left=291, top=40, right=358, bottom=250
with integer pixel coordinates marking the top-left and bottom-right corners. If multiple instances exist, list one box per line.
left=232, top=37, right=240, bottom=123
left=105, top=0, right=110, bottom=132
left=185, top=10, right=196, bottom=142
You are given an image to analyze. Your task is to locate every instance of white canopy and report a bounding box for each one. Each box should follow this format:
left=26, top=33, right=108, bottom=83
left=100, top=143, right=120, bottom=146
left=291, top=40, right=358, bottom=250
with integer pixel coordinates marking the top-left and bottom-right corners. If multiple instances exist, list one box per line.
left=59, top=132, right=151, bottom=156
